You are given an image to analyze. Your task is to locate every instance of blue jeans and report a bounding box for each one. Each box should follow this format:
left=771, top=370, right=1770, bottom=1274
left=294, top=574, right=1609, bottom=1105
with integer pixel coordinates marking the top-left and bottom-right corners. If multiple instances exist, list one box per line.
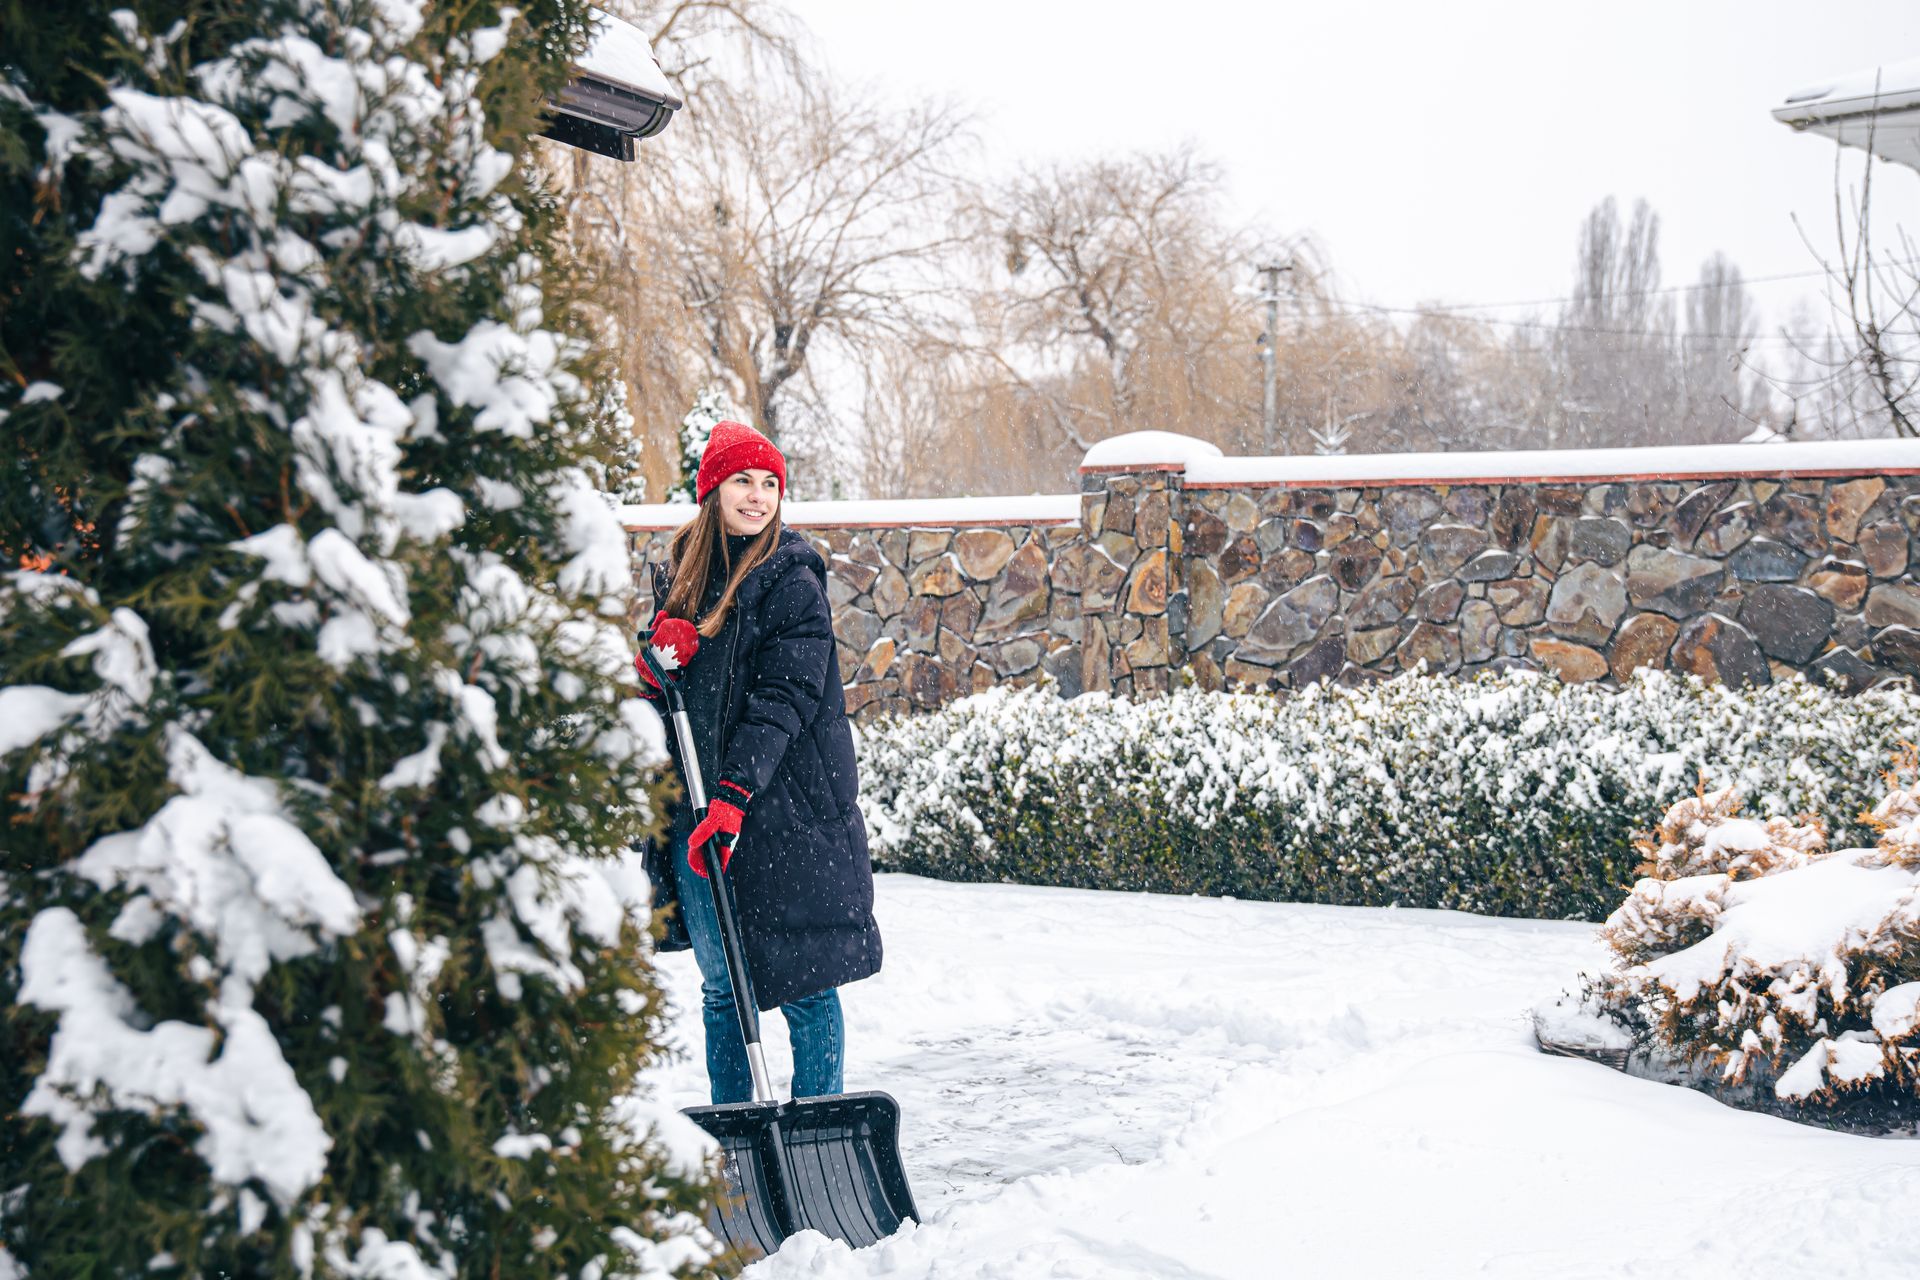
left=672, top=829, right=845, bottom=1105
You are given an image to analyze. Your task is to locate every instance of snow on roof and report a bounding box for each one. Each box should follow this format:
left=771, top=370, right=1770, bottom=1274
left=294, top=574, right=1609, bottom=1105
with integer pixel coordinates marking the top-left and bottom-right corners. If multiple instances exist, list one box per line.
left=1779, top=58, right=1920, bottom=114
left=1774, top=58, right=1920, bottom=172
left=1080, top=431, right=1225, bottom=470
left=1185, top=438, right=1920, bottom=487
left=620, top=494, right=1082, bottom=531
left=576, top=8, right=681, bottom=108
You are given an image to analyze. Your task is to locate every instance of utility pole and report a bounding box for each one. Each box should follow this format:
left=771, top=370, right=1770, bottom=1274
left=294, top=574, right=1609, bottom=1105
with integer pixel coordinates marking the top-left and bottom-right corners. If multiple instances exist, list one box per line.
left=1255, top=260, right=1292, bottom=453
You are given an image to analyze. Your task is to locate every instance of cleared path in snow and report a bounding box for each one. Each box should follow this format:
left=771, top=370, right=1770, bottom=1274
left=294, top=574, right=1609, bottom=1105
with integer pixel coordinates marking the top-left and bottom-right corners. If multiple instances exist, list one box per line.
left=642, top=874, right=1920, bottom=1279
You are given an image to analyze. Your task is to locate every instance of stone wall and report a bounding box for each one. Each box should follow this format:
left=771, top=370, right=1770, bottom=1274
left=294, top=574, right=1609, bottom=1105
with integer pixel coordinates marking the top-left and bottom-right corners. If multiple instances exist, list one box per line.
left=1173, top=470, right=1911, bottom=695
left=624, top=435, right=1920, bottom=719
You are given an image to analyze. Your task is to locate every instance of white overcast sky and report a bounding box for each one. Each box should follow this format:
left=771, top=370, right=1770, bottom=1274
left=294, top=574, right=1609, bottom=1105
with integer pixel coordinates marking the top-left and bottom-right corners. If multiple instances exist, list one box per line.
left=797, top=0, right=1920, bottom=340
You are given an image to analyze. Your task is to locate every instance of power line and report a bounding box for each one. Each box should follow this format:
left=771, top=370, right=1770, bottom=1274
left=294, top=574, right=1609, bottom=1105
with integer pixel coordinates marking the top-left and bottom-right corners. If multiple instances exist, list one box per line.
left=1358, top=264, right=1852, bottom=314
left=1299, top=256, right=1920, bottom=342
left=1319, top=301, right=1815, bottom=343
left=1354, top=257, right=1920, bottom=316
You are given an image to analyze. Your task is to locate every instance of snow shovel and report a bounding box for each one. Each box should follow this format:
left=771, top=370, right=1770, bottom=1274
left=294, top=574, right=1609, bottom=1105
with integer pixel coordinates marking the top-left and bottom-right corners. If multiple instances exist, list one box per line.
left=641, top=642, right=919, bottom=1261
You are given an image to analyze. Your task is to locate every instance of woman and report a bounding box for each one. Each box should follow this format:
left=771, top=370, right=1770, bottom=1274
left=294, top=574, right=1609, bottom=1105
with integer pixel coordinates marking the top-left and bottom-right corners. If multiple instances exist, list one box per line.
left=637, top=420, right=882, bottom=1105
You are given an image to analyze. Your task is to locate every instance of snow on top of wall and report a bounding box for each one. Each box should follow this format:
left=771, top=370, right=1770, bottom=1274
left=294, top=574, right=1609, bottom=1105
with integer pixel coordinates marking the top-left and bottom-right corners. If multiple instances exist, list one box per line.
left=621, top=437, right=1919, bottom=531
left=1080, top=430, right=1224, bottom=469
left=1183, top=437, right=1920, bottom=487
left=576, top=8, right=680, bottom=107
left=620, top=494, right=1082, bottom=530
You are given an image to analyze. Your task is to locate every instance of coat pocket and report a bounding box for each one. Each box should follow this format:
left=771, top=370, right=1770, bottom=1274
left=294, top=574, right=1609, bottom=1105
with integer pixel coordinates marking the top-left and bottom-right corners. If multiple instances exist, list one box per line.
left=774, top=807, right=875, bottom=931
left=777, top=736, right=833, bottom=823
left=769, top=709, right=858, bottom=824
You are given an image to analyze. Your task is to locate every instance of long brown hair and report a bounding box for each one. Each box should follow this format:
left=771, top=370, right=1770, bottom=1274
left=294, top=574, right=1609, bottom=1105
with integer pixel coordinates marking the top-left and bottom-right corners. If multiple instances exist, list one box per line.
left=663, top=493, right=784, bottom=638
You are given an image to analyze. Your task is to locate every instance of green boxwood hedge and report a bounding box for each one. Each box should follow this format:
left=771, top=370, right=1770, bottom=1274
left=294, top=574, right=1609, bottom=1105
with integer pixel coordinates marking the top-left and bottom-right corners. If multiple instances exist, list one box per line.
left=854, top=669, right=1920, bottom=921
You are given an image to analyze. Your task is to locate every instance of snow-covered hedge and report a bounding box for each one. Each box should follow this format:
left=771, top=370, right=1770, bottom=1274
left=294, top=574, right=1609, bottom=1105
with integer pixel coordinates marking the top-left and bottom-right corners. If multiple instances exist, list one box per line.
left=1538, top=764, right=1920, bottom=1122
left=855, top=671, right=1920, bottom=920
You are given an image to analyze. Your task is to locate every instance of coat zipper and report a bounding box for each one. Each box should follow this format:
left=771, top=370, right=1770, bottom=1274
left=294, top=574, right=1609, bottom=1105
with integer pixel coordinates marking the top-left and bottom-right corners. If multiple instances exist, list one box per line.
left=704, top=541, right=763, bottom=793
left=717, top=616, right=741, bottom=768
left=714, top=544, right=746, bottom=768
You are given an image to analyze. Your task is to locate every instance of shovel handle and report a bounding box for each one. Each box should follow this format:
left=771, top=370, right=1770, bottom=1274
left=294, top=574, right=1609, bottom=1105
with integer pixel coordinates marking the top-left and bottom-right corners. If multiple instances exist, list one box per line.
left=641, top=631, right=777, bottom=1104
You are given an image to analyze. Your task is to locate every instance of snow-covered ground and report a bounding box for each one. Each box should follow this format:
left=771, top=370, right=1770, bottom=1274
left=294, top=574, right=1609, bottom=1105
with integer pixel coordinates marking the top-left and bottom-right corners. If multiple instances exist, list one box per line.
left=642, top=875, right=1920, bottom=1279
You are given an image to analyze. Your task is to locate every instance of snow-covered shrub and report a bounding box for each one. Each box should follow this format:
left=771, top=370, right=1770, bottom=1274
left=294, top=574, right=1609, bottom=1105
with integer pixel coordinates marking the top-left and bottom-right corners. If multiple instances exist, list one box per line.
left=855, top=669, right=1920, bottom=920
left=1544, top=756, right=1920, bottom=1121
left=1627, top=784, right=1828, bottom=883
left=1869, top=752, right=1920, bottom=867
left=1, top=3, right=720, bottom=1276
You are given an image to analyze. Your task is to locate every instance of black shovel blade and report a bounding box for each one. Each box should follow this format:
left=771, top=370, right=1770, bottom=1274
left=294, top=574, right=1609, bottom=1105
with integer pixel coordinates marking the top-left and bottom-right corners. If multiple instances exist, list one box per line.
left=775, top=1091, right=918, bottom=1248
left=683, top=1100, right=791, bottom=1262
left=684, top=1091, right=918, bottom=1260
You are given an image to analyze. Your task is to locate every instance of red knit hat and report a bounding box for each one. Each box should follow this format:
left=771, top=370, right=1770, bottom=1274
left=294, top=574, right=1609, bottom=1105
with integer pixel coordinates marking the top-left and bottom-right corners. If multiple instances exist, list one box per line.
left=696, top=420, right=787, bottom=505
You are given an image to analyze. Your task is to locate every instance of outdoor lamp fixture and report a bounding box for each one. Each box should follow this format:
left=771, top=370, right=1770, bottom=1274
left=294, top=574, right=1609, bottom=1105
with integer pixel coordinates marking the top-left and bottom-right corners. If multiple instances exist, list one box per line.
left=1772, top=57, right=1920, bottom=174
left=541, top=7, right=683, bottom=161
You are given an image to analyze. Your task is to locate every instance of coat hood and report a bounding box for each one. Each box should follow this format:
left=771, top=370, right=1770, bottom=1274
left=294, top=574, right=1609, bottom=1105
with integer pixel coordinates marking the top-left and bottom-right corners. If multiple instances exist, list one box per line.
left=737, top=526, right=825, bottom=608
left=650, top=525, right=823, bottom=614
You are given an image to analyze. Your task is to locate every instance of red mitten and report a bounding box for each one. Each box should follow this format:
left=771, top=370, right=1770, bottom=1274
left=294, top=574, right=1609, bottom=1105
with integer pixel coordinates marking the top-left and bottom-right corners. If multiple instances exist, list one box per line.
left=634, top=653, right=660, bottom=697
left=687, top=799, right=745, bottom=878
left=635, top=610, right=700, bottom=694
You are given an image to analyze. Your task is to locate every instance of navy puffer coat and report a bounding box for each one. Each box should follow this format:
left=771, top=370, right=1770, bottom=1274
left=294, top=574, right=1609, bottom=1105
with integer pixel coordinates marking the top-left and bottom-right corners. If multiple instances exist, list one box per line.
left=644, top=527, right=883, bottom=1010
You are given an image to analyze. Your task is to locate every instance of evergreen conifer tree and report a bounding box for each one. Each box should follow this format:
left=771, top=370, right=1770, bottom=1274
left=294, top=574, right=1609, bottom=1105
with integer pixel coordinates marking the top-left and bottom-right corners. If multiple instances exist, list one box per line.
left=1, top=3, right=725, bottom=1275
left=601, top=382, right=651, bottom=506
left=671, top=387, right=731, bottom=503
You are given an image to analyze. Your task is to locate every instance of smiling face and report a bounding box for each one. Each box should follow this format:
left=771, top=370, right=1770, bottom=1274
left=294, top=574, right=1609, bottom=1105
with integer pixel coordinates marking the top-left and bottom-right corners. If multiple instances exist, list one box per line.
left=715, top=467, right=781, bottom=536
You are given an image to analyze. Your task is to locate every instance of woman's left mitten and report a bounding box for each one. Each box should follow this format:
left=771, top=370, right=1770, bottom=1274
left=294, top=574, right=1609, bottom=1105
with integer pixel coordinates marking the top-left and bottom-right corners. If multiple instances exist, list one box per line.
left=687, top=798, right=745, bottom=878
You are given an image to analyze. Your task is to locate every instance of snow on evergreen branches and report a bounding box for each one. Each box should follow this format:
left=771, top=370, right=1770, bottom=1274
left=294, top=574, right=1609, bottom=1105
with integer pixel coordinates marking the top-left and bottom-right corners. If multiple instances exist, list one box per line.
left=76, top=728, right=363, bottom=977
left=0, top=593, right=158, bottom=803
left=21, top=905, right=335, bottom=1204
left=2, top=0, right=717, bottom=1272
left=0, top=594, right=154, bottom=749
